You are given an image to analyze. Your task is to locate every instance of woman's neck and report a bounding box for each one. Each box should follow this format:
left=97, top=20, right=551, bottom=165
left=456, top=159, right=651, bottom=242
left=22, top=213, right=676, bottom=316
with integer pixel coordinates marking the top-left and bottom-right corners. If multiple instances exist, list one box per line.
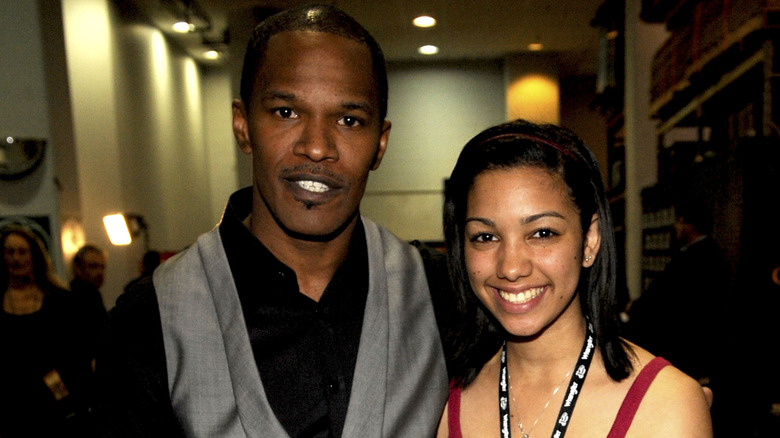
left=3, top=279, right=44, bottom=315
left=8, top=274, right=34, bottom=289
left=505, top=314, right=588, bottom=378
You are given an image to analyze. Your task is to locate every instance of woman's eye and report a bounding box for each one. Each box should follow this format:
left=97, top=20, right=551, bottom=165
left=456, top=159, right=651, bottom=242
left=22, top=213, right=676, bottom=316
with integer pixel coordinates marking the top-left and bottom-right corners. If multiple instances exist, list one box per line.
left=274, top=107, right=297, bottom=119
left=532, top=228, right=558, bottom=239
left=470, top=233, right=496, bottom=243
left=338, top=115, right=362, bottom=127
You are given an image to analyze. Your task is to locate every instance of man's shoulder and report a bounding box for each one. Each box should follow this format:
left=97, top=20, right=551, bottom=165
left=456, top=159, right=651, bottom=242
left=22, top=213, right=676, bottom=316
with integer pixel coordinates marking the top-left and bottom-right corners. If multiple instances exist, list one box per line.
left=112, top=276, right=161, bottom=330
left=104, top=275, right=167, bottom=381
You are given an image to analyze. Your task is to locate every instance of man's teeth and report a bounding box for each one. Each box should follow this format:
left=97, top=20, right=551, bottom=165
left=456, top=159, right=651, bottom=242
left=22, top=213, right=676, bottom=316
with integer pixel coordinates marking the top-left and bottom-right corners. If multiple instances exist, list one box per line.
left=297, top=180, right=330, bottom=193
left=499, top=287, right=544, bottom=304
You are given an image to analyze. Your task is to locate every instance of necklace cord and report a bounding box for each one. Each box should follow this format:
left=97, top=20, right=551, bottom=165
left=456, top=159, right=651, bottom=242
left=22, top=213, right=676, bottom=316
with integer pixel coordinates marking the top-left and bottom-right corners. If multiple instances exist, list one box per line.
left=498, top=322, right=596, bottom=438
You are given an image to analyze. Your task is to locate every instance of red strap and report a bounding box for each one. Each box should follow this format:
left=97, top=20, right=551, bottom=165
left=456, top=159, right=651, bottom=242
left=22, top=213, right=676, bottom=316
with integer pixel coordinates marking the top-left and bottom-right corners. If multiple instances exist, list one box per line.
left=447, top=383, right=463, bottom=438
left=607, top=357, right=671, bottom=438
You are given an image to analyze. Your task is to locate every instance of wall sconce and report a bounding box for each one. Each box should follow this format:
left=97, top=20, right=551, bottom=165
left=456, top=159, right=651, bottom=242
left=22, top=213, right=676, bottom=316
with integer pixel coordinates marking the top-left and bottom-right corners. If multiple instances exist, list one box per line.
left=103, top=213, right=148, bottom=251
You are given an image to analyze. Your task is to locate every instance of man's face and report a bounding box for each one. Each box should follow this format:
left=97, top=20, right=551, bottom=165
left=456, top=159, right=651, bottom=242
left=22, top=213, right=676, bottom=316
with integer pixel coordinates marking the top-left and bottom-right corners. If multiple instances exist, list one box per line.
left=233, top=31, right=390, bottom=241
left=76, top=250, right=106, bottom=289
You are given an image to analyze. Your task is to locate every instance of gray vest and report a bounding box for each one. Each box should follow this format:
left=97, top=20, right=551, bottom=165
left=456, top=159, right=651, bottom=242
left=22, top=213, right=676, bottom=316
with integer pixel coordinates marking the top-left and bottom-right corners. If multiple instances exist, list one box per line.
left=155, top=217, right=448, bottom=437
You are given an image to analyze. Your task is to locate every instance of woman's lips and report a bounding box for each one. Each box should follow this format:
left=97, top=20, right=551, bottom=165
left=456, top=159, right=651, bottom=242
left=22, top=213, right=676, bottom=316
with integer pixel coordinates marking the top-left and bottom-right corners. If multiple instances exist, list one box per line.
left=497, top=286, right=545, bottom=304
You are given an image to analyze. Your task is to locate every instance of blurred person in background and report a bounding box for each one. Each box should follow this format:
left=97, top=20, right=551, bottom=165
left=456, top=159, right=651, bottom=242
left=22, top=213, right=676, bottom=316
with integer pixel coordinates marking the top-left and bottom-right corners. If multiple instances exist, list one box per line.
left=1, top=225, right=96, bottom=437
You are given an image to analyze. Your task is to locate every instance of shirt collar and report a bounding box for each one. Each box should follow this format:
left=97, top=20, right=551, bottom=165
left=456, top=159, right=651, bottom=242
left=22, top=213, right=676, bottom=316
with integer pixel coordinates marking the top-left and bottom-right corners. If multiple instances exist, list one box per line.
left=218, top=187, right=367, bottom=307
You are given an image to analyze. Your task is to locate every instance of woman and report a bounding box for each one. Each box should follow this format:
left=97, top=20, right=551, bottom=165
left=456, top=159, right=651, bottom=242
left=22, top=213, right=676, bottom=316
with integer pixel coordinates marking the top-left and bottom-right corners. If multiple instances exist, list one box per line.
left=0, top=225, right=96, bottom=437
left=438, top=120, right=711, bottom=437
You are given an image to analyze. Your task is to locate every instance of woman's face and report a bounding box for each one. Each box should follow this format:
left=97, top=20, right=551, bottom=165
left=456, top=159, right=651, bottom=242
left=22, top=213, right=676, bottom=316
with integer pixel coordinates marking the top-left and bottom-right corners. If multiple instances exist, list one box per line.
left=3, top=233, right=34, bottom=281
left=463, top=167, right=600, bottom=337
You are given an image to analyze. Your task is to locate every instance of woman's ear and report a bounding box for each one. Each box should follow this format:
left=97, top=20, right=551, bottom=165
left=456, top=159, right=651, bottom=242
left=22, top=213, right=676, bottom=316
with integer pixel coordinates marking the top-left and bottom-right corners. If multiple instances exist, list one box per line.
left=583, top=213, right=601, bottom=267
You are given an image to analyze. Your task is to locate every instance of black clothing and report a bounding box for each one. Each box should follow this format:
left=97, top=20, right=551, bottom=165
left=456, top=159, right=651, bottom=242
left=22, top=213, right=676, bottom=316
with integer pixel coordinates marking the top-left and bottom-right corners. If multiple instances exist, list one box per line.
left=220, top=188, right=368, bottom=437
left=94, top=276, right=183, bottom=437
left=69, top=278, right=108, bottom=318
left=626, top=236, right=728, bottom=382
left=0, top=288, right=97, bottom=437
left=69, top=277, right=108, bottom=357
left=95, top=188, right=399, bottom=438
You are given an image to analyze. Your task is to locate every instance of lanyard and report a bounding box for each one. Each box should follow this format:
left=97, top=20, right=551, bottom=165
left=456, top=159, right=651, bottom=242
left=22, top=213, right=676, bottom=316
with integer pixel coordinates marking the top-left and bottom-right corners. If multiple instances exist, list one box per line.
left=499, top=322, right=596, bottom=438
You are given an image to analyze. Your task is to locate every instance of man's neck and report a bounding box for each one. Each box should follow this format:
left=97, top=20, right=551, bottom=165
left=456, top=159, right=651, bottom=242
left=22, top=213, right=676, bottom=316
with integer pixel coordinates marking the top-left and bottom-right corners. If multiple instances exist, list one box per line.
left=245, top=214, right=356, bottom=302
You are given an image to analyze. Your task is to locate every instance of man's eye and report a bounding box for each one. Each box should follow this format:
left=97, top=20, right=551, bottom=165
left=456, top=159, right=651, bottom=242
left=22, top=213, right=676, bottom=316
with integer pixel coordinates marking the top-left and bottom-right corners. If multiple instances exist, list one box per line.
left=274, top=108, right=297, bottom=119
left=338, top=116, right=362, bottom=127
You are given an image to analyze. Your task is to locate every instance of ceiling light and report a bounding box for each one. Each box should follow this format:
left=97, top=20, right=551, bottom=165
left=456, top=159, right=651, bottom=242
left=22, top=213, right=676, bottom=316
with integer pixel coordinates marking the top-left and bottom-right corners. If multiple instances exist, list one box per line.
left=418, top=45, right=439, bottom=55
left=203, top=49, right=220, bottom=60
left=172, top=20, right=194, bottom=33
left=413, top=15, right=436, bottom=28
left=528, top=42, right=544, bottom=51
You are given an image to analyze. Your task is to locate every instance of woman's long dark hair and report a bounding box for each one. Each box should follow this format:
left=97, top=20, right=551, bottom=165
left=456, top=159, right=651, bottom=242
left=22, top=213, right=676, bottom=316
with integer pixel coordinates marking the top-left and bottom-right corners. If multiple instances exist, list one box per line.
left=443, top=119, right=632, bottom=387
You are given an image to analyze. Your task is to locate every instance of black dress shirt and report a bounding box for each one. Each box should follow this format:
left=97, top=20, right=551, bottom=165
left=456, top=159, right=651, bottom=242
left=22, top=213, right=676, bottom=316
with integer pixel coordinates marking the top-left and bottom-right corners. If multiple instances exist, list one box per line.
left=219, top=188, right=368, bottom=437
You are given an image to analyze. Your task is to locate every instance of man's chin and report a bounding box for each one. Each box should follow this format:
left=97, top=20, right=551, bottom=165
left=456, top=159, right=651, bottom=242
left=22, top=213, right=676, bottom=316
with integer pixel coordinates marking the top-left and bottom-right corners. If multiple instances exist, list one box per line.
left=277, top=212, right=359, bottom=243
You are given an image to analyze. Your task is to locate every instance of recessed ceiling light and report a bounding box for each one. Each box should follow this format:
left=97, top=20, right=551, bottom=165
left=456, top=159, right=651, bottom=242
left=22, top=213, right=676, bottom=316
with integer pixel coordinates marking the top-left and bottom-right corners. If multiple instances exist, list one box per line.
left=528, top=42, right=544, bottom=51
left=203, top=50, right=220, bottom=60
left=418, top=45, right=439, bottom=55
left=413, top=15, right=436, bottom=28
left=172, top=21, right=194, bottom=33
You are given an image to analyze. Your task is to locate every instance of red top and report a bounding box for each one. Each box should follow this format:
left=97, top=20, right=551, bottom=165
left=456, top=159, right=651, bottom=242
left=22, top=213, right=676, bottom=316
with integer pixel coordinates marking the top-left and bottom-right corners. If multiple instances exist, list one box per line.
left=446, top=357, right=671, bottom=438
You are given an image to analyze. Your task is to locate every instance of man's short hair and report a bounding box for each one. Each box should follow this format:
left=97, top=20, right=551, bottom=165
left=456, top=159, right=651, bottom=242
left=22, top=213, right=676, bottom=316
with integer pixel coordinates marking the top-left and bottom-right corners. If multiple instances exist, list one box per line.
left=239, top=4, right=388, bottom=121
left=72, top=244, right=105, bottom=275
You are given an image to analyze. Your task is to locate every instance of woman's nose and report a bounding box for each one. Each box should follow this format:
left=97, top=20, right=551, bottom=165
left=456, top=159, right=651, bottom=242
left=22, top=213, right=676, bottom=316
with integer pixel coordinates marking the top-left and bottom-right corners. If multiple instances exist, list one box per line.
left=496, top=241, right=532, bottom=281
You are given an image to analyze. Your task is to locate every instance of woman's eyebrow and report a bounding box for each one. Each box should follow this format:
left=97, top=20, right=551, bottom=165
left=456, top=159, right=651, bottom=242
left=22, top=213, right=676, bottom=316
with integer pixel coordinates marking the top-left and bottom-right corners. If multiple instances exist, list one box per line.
left=465, top=217, right=494, bottom=226
left=522, top=211, right=565, bottom=224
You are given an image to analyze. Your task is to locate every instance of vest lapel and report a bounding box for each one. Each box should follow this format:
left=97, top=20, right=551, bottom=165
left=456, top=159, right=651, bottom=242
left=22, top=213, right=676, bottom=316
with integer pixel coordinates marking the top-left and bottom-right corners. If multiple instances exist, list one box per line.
left=342, top=218, right=389, bottom=437
left=199, top=230, right=290, bottom=438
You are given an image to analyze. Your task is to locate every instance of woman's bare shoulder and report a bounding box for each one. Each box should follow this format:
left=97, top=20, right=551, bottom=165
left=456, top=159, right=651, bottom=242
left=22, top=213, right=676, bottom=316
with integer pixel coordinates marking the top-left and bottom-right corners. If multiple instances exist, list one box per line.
left=625, top=344, right=713, bottom=437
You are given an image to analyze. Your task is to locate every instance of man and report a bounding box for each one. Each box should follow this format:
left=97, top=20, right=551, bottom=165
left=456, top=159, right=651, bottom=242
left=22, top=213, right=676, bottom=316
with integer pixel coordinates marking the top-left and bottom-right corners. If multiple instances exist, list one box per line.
left=626, top=197, right=728, bottom=384
left=95, top=5, right=447, bottom=437
left=72, top=244, right=107, bottom=292
left=122, top=250, right=161, bottom=295
left=70, top=244, right=109, bottom=332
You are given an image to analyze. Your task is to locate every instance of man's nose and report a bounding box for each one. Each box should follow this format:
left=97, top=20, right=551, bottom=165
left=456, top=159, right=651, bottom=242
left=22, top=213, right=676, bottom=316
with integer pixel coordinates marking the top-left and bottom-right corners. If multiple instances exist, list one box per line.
left=293, top=118, right=339, bottom=162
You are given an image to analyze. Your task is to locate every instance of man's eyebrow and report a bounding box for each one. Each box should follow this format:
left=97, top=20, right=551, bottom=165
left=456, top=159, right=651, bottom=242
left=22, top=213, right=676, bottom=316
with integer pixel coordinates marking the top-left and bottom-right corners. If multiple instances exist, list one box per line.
left=342, top=101, right=373, bottom=113
left=261, top=90, right=296, bottom=102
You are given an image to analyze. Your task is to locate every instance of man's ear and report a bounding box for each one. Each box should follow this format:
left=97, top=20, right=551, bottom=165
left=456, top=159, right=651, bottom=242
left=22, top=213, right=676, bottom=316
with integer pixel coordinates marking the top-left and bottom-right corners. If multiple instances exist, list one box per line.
left=232, top=99, right=252, bottom=155
left=371, top=120, right=391, bottom=170
left=583, top=213, right=601, bottom=267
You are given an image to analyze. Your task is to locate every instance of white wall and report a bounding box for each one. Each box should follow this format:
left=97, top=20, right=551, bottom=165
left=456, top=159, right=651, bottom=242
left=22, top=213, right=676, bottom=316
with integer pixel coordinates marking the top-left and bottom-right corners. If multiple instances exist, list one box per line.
left=59, top=0, right=238, bottom=307
left=0, top=0, right=65, bottom=275
left=362, top=62, right=507, bottom=241
left=202, top=68, right=240, bottom=225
